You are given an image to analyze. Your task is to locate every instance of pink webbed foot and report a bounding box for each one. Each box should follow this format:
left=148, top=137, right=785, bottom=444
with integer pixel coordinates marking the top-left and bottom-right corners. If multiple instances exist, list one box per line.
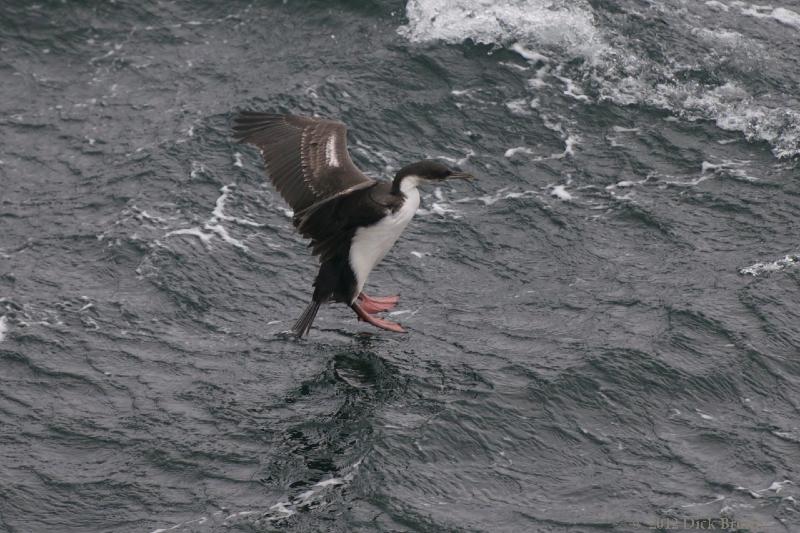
left=357, top=292, right=399, bottom=312
left=350, top=302, right=406, bottom=333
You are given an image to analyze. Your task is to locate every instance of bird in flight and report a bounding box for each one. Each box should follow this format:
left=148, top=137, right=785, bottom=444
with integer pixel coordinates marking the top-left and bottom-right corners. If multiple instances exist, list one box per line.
left=232, top=111, right=474, bottom=336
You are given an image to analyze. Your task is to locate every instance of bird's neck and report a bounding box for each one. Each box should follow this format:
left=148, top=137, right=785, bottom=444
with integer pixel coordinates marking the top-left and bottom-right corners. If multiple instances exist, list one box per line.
left=391, top=174, right=421, bottom=196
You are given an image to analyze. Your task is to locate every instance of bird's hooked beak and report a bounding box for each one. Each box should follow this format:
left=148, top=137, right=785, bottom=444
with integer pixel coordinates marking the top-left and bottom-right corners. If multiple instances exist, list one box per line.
left=448, top=171, right=476, bottom=181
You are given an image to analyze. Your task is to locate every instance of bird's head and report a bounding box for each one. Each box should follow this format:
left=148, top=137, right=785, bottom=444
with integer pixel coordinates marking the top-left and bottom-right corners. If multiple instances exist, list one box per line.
left=392, top=160, right=475, bottom=193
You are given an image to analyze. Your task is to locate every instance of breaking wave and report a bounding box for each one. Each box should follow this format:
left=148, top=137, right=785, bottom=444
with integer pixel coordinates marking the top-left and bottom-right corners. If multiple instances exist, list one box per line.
left=399, top=0, right=800, bottom=159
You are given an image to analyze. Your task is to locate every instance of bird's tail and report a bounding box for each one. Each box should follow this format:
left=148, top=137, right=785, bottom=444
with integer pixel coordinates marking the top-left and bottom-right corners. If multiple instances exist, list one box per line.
left=292, top=300, right=321, bottom=337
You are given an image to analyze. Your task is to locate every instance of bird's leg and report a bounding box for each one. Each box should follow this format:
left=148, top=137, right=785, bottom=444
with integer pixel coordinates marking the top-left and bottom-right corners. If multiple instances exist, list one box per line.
left=350, top=303, right=406, bottom=333
left=357, top=292, right=399, bottom=311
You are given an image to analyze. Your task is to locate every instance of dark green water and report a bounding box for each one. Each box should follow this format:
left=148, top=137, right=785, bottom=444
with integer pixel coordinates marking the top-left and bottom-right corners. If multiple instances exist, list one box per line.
left=1, top=1, right=799, bottom=531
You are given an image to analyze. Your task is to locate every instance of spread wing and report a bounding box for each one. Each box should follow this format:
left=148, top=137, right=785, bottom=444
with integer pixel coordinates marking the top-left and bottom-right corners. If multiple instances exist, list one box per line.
left=232, top=111, right=375, bottom=213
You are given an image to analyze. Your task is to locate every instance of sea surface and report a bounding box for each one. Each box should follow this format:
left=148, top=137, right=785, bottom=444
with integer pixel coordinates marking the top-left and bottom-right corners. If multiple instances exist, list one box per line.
left=1, top=0, right=799, bottom=531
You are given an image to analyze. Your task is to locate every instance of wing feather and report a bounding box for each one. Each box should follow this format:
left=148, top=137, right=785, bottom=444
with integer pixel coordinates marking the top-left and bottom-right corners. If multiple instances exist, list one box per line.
left=232, top=111, right=374, bottom=213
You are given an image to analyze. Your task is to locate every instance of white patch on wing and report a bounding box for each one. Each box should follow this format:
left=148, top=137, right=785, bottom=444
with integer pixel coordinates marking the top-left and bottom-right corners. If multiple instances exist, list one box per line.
left=325, top=134, right=340, bottom=167
left=349, top=177, right=421, bottom=300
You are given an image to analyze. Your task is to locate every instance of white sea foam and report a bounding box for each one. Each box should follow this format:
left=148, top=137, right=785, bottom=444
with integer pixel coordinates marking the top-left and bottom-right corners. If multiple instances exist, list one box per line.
left=388, top=308, right=419, bottom=317
left=267, top=502, right=294, bottom=519
left=663, top=174, right=713, bottom=188
left=700, top=159, right=758, bottom=181
left=398, top=0, right=800, bottom=159
left=204, top=223, right=248, bottom=250
left=612, top=126, right=640, bottom=133
left=696, top=409, right=715, bottom=420
left=450, top=88, right=491, bottom=106
left=764, top=480, right=793, bottom=493
left=415, top=187, right=463, bottom=218
left=599, top=75, right=800, bottom=159
left=456, top=187, right=540, bottom=206
left=151, top=460, right=361, bottom=533
left=189, top=161, right=205, bottom=180
left=510, top=43, right=549, bottom=63
left=605, top=177, right=651, bottom=191
left=399, top=0, right=606, bottom=60
left=165, top=184, right=263, bottom=251
left=562, top=135, right=577, bottom=157
left=504, top=146, right=536, bottom=158
left=500, top=60, right=529, bottom=71
left=528, top=65, right=550, bottom=89
left=437, top=148, right=475, bottom=167
left=556, top=75, right=590, bottom=102
left=506, top=98, right=534, bottom=116
left=148, top=460, right=362, bottom=532
left=550, top=185, right=572, bottom=201
left=540, top=134, right=577, bottom=160
left=739, top=4, right=800, bottom=29
left=705, top=0, right=730, bottom=12
left=164, top=227, right=214, bottom=246
left=416, top=202, right=461, bottom=217
left=505, top=134, right=576, bottom=160
left=734, top=479, right=795, bottom=500
left=315, top=477, right=346, bottom=488
left=772, top=7, right=800, bottom=29
left=740, top=254, right=799, bottom=276
left=212, top=185, right=264, bottom=227
left=680, top=494, right=726, bottom=508
left=0, top=316, right=8, bottom=342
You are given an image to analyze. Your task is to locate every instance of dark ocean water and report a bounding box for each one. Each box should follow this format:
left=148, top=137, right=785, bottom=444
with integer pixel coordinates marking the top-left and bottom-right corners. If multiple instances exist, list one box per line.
left=1, top=0, right=799, bottom=531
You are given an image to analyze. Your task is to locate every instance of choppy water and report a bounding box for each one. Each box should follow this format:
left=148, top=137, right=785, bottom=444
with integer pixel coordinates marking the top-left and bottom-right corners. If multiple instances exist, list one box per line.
left=2, top=0, right=799, bottom=531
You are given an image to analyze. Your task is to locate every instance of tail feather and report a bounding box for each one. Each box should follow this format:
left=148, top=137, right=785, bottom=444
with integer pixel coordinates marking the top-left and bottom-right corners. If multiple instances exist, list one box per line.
left=292, top=300, right=321, bottom=337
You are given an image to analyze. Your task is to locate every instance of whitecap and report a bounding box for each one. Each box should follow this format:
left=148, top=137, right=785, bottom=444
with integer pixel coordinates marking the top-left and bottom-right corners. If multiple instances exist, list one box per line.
left=556, top=75, right=590, bottom=102
left=605, top=179, right=642, bottom=190
left=399, top=1, right=800, bottom=159
left=705, top=0, right=730, bottom=12
left=740, top=5, right=800, bottom=30
left=550, top=185, right=572, bottom=200
left=740, top=254, right=799, bottom=276
left=765, top=480, right=793, bottom=493
left=164, top=227, right=213, bottom=246
left=772, top=7, right=800, bottom=29
left=504, top=146, right=536, bottom=158
left=500, top=61, right=529, bottom=71
left=398, top=0, right=607, bottom=60
left=510, top=43, right=549, bottom=63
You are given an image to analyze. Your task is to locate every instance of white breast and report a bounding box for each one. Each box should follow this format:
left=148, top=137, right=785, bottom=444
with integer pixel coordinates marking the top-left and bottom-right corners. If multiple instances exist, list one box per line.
left=348, top=178, right=421, bottom=301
